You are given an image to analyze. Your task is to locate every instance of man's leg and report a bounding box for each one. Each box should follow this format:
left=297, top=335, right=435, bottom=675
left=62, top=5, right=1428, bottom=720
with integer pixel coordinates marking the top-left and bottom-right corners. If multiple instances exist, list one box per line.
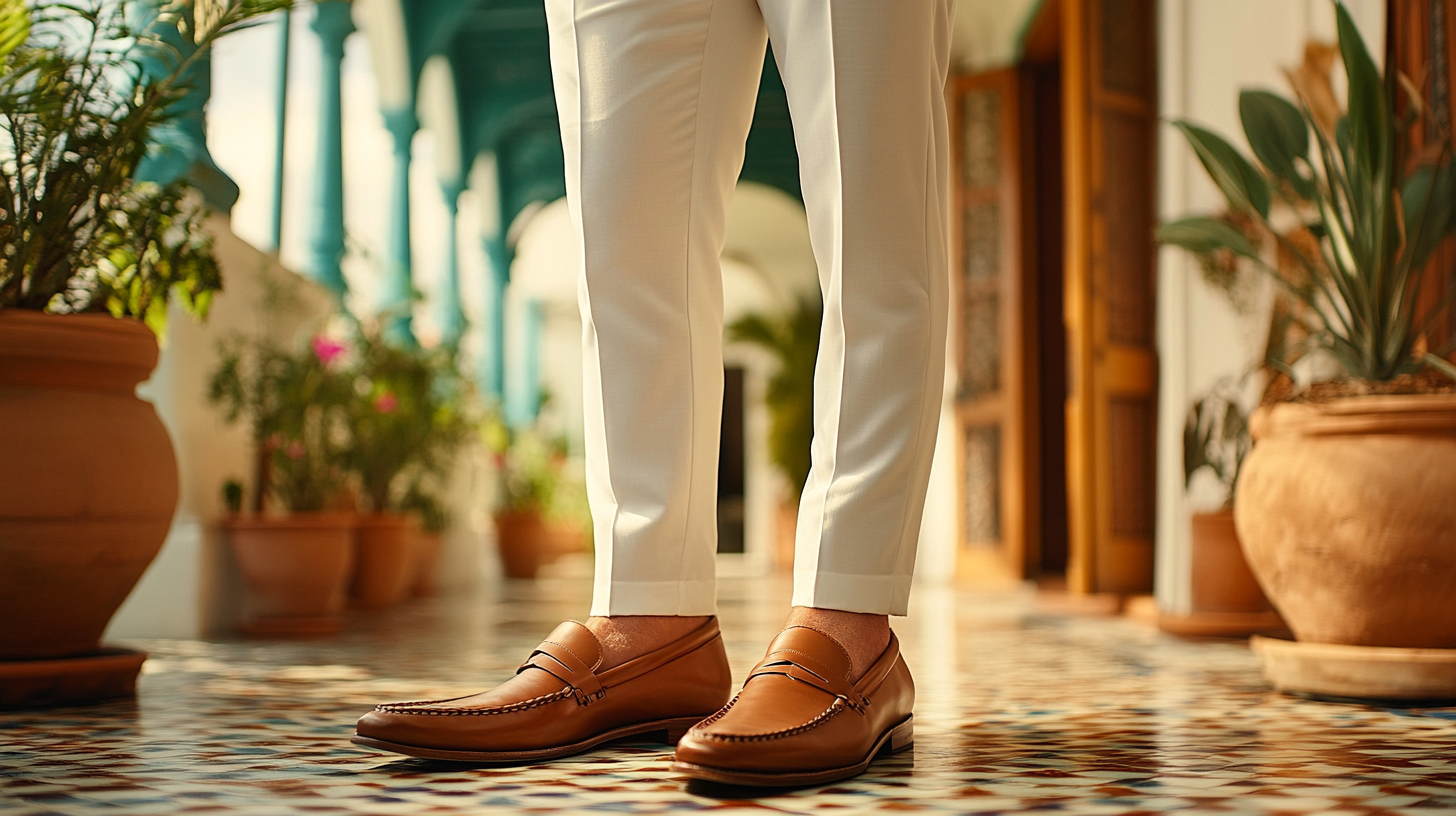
left=547, top=0, right=770, bottom=666
left=671, top=0, right=952, bottom=786
left=770, top=0, right=953, bottom=673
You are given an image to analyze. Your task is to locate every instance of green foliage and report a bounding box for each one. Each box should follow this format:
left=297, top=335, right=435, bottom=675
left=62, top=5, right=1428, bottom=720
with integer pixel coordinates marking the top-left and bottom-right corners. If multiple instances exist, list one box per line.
left=0, top=0, right=288, bottom=334
left=1183, top=377, right=1252, bottom=505
left=222, top=478, right=244, bottom=514
left=0, top=0, right=28, bottom=62
left=1239, top=90, right=1317, bottom=200
left=399, top=480, right=450, bottom=533
left=1159, top=1, right=1456, bottom=384
left=340, top=322, right=473, bottom=513
left=727, top=296, right=821, bottom=501
left=1173, top=121, right=1273, bottom=219
left=1157, top=216, right=1260, bottom=260
left=482, top=411, right=571, bottom=516
left=208, top=333, right=351, bottom=513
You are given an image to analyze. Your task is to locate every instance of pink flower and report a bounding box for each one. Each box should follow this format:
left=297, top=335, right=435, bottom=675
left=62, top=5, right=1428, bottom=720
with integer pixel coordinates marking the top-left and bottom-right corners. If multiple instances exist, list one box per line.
left=373, top=391, right=399, bottom=414
left=311, top=336, right=347, bottom=366
left=285, top=441, right=305, bottom=460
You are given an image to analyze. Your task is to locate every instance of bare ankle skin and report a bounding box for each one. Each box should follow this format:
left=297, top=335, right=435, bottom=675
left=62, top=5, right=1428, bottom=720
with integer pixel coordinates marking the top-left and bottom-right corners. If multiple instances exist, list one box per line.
left=785, top=607, right=892, bottom=682
left=585, top=615, right=712, bottom=671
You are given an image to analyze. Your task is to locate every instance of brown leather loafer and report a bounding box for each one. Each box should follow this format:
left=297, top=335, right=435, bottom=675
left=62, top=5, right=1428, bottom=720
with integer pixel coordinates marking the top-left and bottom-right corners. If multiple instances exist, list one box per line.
left=671, top=626, right=913, bottom=787
left=353, top=617, right=732, bottom=762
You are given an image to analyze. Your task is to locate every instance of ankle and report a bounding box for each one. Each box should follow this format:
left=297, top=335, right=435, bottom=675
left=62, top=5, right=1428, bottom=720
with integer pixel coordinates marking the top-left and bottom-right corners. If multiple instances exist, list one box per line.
left=585, top=615, right=711, bottom=671
left=785, top=607, right=891, bottom=682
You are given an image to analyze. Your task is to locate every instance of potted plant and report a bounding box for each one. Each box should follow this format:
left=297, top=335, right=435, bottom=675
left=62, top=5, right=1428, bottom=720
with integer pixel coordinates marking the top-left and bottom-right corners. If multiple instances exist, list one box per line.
left=1159, top=2, right=1456, bottom=698
left=0, top=0, right=285, bottom=707
left=484, top=410, right=586, bottom=579
left=209, top=332, right=356, bottom=636
left=727, top=297, right=821, bottom=569
left=340, top=321, right=468, bottom=607
left=1159, top=377, right=1283, bottom=637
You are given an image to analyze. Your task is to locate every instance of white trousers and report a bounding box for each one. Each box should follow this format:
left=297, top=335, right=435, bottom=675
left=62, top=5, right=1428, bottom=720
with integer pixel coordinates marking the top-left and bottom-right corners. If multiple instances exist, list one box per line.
left=546, top=0, right=952, bottom=617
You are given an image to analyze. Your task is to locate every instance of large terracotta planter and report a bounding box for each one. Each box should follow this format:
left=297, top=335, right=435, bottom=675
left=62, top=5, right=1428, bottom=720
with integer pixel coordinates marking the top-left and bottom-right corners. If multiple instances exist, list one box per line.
left=1158, top=510, right=1285, bottom=637
left=225, top=513, right=355, bottom=635
left=350, top=513, right=417, bottom=608
left=0, top=312, right=177, bottom=660
left=1235, top=395, right=1456, bottom=648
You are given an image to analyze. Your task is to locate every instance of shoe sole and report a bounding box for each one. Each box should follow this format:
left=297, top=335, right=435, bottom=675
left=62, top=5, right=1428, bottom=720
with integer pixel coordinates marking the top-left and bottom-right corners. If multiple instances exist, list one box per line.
left=351, top=715, right=707, bottom=763
left=670, top=715, right=914, bottom=787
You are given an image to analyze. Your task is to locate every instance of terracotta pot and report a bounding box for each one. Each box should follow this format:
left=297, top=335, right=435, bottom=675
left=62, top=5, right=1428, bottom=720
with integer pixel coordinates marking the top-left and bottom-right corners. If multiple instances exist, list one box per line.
left=350, top=513, right=417, bottom=608
left=226, top=513, right=355, bottom=634
left=0, top=312, right=178, bottom=660
left=1158, top=510, right=1285, bottom=637
left=1235, top=395, right=1456, bottom=648
left=494, top=510, right=555, bottom=579
left=410, top=528, right=443, bottom=598
left=1191, top=510, right=1278, bottom=612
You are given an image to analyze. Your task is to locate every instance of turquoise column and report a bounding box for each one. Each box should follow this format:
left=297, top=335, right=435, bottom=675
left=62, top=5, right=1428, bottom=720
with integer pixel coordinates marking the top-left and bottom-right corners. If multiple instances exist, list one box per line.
left=305, top=0, right=354, bottom=299
left=480, top=236, right=510, bottom=401
left=380, top=109, right=418, bottom=343
left=506, top=298, right=544, bottom=428
left=438, top=182, right=467, bottom=348
left=134, top=0, right=239, bottom=212
left=269, top=8, right=291, bottom=252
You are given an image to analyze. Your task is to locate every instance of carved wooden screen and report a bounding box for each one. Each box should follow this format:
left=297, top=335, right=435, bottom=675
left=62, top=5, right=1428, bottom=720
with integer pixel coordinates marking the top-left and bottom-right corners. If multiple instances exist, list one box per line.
left=1062, top=0, right=1158, bottom=593
left=951, top=69, right=1036, bottom=585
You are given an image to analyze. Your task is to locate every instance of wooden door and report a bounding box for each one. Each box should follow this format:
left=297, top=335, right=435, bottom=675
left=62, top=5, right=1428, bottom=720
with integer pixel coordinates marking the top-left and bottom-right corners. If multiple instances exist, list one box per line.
left=1061, top=0, right=1158, bottom=593
left=1389, top=0, right=1456, bottom=352
left=950, top=69, right=1039, bottom=586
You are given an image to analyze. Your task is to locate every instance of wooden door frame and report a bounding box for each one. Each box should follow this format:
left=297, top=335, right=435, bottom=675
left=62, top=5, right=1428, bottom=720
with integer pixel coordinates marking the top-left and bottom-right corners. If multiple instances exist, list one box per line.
left=949, top=68, right=1039, bottom=586
left=1061, top=0, right=1159, bottom=594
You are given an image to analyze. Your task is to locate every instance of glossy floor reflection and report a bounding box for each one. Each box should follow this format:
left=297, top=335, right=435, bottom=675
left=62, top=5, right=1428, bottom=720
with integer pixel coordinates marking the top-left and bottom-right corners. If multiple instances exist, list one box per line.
left=2, top=574, right=1455, bottom=815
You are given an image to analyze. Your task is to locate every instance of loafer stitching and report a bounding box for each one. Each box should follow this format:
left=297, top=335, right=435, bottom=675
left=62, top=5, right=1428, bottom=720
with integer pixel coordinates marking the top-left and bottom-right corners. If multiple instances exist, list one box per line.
left=693, top=699, right=847, bottom=743
left=371, top=696, right=470, bottom=708
left=374, top=688, right=573, bottom=716
left=691, top=696, right=738, bottom=730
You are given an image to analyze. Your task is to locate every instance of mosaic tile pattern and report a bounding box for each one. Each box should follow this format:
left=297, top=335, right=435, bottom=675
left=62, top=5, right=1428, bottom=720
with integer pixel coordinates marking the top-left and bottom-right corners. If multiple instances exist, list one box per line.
left=2, top=576, right=1455, bottom=815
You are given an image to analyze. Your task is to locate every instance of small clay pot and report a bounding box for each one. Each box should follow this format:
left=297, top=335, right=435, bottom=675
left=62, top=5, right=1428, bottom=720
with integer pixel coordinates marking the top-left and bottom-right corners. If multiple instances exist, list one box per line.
left=494, top=510, right=554, bottom=579
left=1158, top=510, right=1285, bottom=637
left=226, top=513, right=355, bottom=635
left=1236, top=395, right=1456, bottom=648
left=0, top=312, right=177, bottom=660
left=350, top=513, right=417, bottom=608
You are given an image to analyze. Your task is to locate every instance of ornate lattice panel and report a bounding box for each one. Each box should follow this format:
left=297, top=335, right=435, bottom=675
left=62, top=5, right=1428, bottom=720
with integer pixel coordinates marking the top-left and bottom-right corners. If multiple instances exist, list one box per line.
left=964, top=425, right=1002, bottom=546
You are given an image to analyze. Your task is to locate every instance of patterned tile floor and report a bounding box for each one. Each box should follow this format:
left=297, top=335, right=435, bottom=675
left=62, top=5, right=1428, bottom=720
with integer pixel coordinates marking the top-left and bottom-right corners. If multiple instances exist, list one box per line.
left=2, top=574, right=1455, bottom=815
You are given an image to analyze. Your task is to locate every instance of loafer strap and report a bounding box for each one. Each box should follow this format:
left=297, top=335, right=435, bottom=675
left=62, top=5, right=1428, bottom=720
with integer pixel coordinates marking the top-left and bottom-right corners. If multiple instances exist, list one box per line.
left=746, top=652, right=870, bottom=713
left=519, top=640, right=606, bottom=706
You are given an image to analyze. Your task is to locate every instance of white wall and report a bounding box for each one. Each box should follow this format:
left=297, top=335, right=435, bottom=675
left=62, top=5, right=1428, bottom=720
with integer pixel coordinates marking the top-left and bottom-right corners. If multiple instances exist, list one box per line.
left=1155, top=0, right=1384, bottom=614
left=951, top=0, right=1044, bottom=73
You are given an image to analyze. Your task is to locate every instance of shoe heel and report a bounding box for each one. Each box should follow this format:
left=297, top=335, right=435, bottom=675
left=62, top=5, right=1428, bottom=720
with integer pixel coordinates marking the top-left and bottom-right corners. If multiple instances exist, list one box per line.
left=889, top=716, right=914, bottom=753
left=658, top=719, right=699, bottom=746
